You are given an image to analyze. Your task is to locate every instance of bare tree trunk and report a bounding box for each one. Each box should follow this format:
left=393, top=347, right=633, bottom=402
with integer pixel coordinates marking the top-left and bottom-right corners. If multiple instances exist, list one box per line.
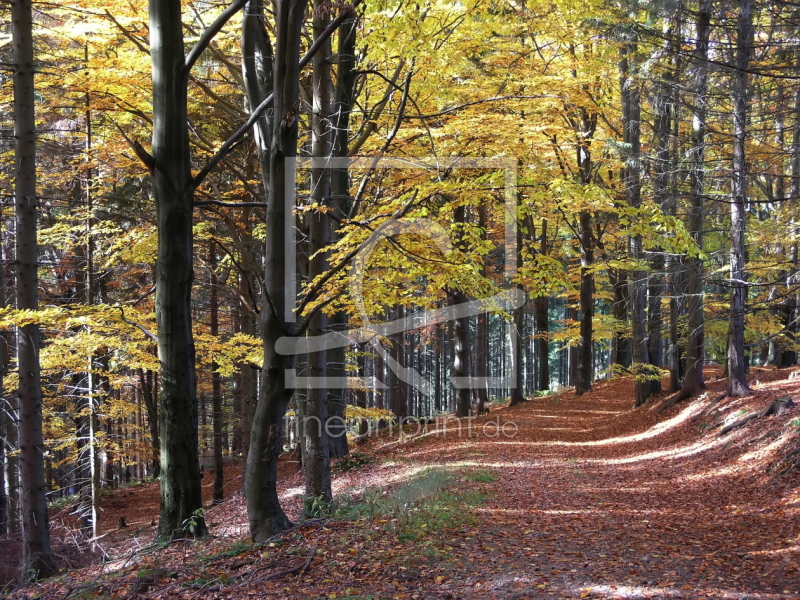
left=609, top=268, right=630, bottom=369
left=148, top=0, right=208, bottom=538
left=245, top=0, right=308, bottom=542
left=304, top=0, right=333, bottom=507
left=209, top=242, right=224, bottom=504
left=475, top=206, right=491, bottom=411
left=13, top=0, right=54, bottom=577
left=574, top=103, right=596, bottom=395
left=575, top=210, right=593, bottom=395
left=621, top=45, right=649, bottom=408
left=680, top=0, right=711, bottom=399
left=325, top=10, right=357, bottom=460
left=727, top=0, right=753, bottom=397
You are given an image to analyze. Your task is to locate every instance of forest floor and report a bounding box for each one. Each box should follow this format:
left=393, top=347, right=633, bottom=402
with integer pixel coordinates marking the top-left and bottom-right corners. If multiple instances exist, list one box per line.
left=6, top=366, right=800, bottom=600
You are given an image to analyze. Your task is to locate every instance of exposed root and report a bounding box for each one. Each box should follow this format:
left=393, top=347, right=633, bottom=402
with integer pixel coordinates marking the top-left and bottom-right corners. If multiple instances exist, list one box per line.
left=719, top=397, right=796, bottom=436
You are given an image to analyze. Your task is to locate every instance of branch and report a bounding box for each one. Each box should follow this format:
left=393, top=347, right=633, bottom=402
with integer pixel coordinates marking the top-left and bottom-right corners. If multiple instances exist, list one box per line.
left=117, top=307, right=158, bottom=342
left=104, top=10, right=150, bottom=55
left=295, top=192, right=419, bottom=317
left=194, top=199, right=268, bottom=208
left=405, top=95, right=555, bottom=119
left=184, top=0, right=248, bottom=77
left=191, top=0, right=364, bottom=191
left=107, top=116, right=154, bottom=173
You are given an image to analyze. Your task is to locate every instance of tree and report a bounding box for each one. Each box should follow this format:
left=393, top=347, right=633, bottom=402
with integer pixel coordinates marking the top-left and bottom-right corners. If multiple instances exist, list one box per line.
left=727, top=0, right=753, bottom=397
left=12, top=0, right=55, bottom=578
left=245, top=0, right=310, bottom=541
left=147, top=0, right=246, bottom=538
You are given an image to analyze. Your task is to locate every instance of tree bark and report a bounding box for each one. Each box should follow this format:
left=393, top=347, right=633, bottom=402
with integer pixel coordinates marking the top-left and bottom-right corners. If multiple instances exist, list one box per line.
left=680, top=0, right=711, bottom=400
left=13, top=0, right=55, bottom=577
left=209, top=242, right=224, bottom=504
left=149, top=0, right=208, bottom=538
left=245, top=0, right=308, bottom=542
left=304, top=0, right=333, bottom=507
left=621, top=45, right=649, bottom=408
left=727, top=0, right=753, bottom=397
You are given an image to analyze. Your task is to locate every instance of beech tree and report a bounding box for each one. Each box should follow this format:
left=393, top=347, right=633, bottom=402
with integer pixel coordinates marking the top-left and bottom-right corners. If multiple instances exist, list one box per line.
left=147, top=0, right=246, bottom=538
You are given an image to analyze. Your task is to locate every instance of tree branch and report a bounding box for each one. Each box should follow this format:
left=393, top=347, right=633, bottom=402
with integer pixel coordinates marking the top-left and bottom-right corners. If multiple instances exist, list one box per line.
left=190, top=0, right=364, bottom=191
left=184, top=0, right=248, bottom=77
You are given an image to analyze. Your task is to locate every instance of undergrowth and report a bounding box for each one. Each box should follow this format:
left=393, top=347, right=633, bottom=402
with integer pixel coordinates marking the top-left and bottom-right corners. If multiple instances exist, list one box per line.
left=327, top=468, right=489, bottom=544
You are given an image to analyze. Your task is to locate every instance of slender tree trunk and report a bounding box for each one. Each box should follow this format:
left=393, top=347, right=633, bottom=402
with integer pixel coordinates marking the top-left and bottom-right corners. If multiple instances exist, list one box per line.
left=609, top=268, right=630, bottom=369
left=621, top=46, right=649, bottom=407
left=475, top=206, right=491, bottom=411
left=304, top=0, right=333, bottom=507
left=575, top=216, right=593, bottom=395
left=13, top=0, right=54, bottom=577
left=727, top=0, right=753, bottom=397
left=209, top=242, right=224, bottom=504
left=648, top=70, right=672, bottom=395
left=138, top=369, right=160, bottom=478
left=451, top=206, right=473, bottom=416
left=680, top=0, right=711, bottom=399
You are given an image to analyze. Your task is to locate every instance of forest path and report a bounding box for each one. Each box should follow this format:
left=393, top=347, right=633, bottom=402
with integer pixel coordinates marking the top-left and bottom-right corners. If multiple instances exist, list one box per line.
left=369, top=370, right=800, bottom=599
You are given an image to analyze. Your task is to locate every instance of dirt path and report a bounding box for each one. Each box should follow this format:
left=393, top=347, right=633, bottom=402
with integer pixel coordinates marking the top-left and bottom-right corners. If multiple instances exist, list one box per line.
left=332, top=370, right=800, bottom=599
left=416, top=379, right=800, bottom=599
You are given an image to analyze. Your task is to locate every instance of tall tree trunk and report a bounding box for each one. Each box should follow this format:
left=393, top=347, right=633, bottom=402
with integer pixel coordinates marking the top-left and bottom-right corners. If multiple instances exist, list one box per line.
left=574, top=105, right=595, bottom=395
left=245, top=0, right=308, bottom=542
left=138, top=369, right=160, bottom=478
left=609, top=268, right=631, bottom=369
left=621, top=45, right=649, bottom=408
left=304, top=0, right=333, bottom=507
left=575, top=213, right=593, bottom=395
left=13, top=0, right=54, bottom=577
left=727, top=0, right=753, bottom=397
left=325, top=10, right=357, bottom=460
left=648, top=68, right=672, bottom=395
left=510, top=219, right=527, bottom=405
left=680, top=0, right=711, bottom=399
left=475, top=206, right=491, bottom=411
left=149, top=0, right=207, bottom=538
left=209, top=242, right=224, bottom=504
left=534, top=219, right=550, bottom=391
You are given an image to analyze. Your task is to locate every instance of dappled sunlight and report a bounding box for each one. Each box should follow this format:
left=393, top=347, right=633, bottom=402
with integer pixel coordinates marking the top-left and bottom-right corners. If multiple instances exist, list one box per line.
left=748, top=544, right=800, bottom=556
left=585, top=434, right=729, bottom=465
left=566, top=582, right=794, bottom=599
left=739, top=426, right=797, bottom=462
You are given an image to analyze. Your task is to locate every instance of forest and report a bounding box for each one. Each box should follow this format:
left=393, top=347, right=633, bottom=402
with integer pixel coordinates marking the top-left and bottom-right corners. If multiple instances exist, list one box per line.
left=1, top=0, right=800, bottom=597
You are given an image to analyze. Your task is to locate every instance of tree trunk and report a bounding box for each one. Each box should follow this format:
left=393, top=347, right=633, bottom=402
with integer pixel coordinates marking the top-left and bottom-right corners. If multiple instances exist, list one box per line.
left=609, top=268, right=631, bottom=369
left=680, top=0, right=711, bottom=399
left=575, top=211, right=593, bottom=395
left=727, top=0, right=753, bottom=397
left=13, top=0, right=54, bottom=577
left=475, top=206, right=491, bottom=410
left=149, top=0, right=206, bottom=538
left=245, top=0, right=308, bottom=542
left=621, top=45, right=649, bottom=407
left=304, top=0, right=333, bottom=507
left=209, top=242, right=224, bottom=504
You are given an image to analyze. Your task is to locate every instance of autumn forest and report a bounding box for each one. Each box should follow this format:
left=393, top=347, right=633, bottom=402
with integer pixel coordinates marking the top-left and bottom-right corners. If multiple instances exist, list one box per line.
left=1, top=0, right=800, bottom=597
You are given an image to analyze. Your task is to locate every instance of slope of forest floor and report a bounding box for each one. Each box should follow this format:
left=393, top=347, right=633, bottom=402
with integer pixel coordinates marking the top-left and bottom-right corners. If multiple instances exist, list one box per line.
left=6, top=366, right=800, bottom=600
